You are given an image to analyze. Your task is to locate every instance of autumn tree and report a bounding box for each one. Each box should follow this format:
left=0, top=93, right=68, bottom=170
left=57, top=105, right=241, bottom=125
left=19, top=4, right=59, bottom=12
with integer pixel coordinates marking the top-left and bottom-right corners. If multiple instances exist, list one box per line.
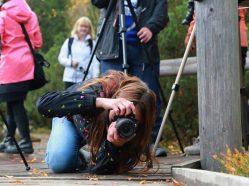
left=66, top=0, right=100, bottom=30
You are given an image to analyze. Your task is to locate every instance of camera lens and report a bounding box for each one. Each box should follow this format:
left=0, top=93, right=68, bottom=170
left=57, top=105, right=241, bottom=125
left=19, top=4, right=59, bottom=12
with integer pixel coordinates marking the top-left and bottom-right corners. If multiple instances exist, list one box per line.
left=115, top=117, right=137, bottom=139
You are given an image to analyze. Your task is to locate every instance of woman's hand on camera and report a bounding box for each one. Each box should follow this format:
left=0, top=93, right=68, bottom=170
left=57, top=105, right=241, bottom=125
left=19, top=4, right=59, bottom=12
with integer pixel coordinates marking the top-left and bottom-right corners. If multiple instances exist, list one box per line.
left=96, top=98, right=136, bottom=121
left=107, top=122, right=129, bottom=147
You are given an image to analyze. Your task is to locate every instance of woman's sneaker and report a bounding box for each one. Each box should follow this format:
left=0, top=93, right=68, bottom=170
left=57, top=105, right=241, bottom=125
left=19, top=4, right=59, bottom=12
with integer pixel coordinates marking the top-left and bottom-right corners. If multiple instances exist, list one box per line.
left=184, top=136, right=200, bottom=156
left=5, top=138, right=34, bottom=154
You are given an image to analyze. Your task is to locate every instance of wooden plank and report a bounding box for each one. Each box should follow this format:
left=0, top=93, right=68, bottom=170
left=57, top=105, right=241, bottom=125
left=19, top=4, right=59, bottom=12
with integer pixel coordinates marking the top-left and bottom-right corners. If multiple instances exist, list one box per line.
left=0, top=134, right=200, bottom=185
left=160, top=57, right=197, bottom=76
left=0, top=155, right=199, bottom=181
left=0, top=179, right=171, bottom=186
left=160, top=54, right=249, bottom=76
left=196, top=0, right=242, bottom=171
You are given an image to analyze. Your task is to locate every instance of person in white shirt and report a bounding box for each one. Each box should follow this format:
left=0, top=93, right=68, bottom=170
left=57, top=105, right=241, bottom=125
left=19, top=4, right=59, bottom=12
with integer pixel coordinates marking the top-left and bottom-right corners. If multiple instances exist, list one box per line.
left=58, top=17, right=100, bottom=89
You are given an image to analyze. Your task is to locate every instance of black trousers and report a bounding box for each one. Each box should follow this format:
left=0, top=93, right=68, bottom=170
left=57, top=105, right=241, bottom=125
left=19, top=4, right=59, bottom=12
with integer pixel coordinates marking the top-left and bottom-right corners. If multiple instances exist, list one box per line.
left=241, top=47, right=247, bottom=71
left=5, top=99, right=30, bottom=140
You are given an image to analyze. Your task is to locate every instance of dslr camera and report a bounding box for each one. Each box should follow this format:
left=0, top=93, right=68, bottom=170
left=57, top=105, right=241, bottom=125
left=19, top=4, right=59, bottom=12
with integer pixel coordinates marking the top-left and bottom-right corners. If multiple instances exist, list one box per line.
left=115, top=115, right=138, bottom=139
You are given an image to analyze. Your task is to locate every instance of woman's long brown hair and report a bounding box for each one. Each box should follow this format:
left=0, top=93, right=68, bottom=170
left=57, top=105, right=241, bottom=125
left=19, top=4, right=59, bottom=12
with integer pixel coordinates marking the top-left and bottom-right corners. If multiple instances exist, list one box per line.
left=79, top=70, right=156, bottom=173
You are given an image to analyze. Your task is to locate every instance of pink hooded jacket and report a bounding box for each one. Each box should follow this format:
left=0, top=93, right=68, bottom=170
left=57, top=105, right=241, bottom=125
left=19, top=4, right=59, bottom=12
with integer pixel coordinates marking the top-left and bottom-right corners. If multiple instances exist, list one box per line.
left=0, top=0, right=42, bottom=84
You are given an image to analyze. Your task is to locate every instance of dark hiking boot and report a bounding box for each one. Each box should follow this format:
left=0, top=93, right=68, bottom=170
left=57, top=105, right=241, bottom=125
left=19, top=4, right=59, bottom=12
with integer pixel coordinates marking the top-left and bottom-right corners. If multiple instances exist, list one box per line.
left=0, top=137, right=13, bottom=152
left=5, top=138, right=34, bottom=154
left=150, top=144, right=168, bottom=157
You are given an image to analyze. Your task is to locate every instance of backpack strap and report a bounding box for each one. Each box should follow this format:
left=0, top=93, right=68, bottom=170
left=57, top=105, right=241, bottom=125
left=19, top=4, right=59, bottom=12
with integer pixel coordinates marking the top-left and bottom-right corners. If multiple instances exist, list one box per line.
left=67, top=37, right=74, bottom=58
left=68, top=37, right=93, bottom=57
left=87, top=39, right=93, bottom=54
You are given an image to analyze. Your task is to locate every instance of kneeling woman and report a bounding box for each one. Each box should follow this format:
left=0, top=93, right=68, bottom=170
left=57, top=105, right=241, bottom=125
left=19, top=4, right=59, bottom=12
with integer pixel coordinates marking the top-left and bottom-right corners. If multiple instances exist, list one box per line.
left=37, top=70, right=156, bottom=174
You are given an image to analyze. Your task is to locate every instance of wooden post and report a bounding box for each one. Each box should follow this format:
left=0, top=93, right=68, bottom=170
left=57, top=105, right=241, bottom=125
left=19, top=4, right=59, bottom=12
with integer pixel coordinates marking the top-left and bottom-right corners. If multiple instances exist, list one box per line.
left=196, top=0, right=242, bottom=171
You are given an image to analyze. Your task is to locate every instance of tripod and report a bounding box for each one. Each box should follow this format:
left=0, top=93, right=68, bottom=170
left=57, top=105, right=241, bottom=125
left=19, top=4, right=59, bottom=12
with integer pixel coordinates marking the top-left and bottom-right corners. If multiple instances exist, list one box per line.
left=83, top=0, right=184, bottom=154
left=152, top=23, right=196, bottom=154
left=0, top=109, right=30, bottom=171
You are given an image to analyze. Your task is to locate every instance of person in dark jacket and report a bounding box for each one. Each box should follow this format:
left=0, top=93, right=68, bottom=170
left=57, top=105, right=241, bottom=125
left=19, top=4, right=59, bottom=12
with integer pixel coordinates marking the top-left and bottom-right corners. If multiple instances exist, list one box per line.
left=91, top=0, right=169, bottom=157
left=37, top=70, right=156, bottom=174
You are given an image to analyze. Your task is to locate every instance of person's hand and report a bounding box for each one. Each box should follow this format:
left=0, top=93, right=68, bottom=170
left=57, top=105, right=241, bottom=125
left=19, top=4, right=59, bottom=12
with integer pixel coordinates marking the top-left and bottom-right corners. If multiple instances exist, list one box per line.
left=184, top=35, right=196, bottom=50
left=137, top=27, right=153, bottom=43
left=107, top=122, right=130, bottom=147
left=71, top=61, right=79, bottom=69
left=96, top=98, right=136, bottom=121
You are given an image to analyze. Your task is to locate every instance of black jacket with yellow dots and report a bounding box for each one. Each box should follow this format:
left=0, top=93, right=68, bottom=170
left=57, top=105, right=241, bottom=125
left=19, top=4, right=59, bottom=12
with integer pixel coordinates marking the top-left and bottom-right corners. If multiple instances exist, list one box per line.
left=37, top=82, right=122, bottom=174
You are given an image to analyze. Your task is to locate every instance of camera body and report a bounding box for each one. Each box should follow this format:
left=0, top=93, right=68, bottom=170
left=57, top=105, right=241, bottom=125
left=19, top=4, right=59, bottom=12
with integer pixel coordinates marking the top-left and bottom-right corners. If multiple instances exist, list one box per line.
left=115, top=116, right=137, bottom=139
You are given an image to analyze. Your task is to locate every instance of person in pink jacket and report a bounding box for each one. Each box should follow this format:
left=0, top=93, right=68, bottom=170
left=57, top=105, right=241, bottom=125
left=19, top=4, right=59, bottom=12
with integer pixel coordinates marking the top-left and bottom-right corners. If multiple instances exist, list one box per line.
left=0, top=0, right=42, bottom=154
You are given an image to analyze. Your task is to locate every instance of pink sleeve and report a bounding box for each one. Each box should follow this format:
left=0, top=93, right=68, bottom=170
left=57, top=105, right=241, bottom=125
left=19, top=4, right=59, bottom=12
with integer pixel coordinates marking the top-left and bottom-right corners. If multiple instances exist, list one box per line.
left=33, top=14, right=43, bottom=49
left=33, top=23, right=43, bottom=49
left=0, top=12, right=5, bottom=36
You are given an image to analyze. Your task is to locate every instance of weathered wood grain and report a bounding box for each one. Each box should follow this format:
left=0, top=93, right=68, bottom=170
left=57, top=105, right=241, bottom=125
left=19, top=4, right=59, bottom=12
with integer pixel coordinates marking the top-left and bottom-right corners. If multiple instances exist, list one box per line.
left=0, top=139, right=200, bottom=185
left=160, top=53, right=249, bottom=76
left=196, top=0, right=242, bottom=171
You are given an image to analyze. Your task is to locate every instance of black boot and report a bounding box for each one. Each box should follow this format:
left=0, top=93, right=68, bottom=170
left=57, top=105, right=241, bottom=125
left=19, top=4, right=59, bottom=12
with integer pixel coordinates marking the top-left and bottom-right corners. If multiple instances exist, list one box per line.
left=5, top=138, right=34, bottom=154
left=0, top=136, right=13, bottom=152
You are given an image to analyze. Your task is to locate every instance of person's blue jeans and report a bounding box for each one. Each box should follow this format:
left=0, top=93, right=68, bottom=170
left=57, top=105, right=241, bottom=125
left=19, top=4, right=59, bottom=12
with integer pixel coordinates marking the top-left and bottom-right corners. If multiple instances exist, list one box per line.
left=101, top=43, right=162, bottom=142
left=45, top=117, right=82, bottom=173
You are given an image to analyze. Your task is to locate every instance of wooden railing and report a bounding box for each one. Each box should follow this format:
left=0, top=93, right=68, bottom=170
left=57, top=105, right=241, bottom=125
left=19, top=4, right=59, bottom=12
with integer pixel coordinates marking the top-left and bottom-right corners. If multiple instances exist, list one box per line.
left=160, top=55, right=249, bottom=76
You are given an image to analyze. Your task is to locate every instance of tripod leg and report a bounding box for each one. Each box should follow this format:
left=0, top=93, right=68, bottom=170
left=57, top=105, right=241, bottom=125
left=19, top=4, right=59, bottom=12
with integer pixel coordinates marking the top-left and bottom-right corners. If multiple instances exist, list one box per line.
left=118, top=0, right=129, bottom=74
left=0, top=109, right=30, bottom=171
left=83, top=0, right=116, bottom=81
left=169, top=111, right=184, bottom=153
left=152, top=24, right=197, bottom=155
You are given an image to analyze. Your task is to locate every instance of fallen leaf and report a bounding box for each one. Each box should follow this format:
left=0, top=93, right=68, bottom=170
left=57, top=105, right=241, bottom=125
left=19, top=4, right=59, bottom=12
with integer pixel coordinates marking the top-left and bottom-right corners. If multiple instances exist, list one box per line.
left=21, top=158, right=37, bottom=163
left=4, top=175, right=14, bottom=179
left=139, top=180, right=147, bottom=184
left=32, top=168, right=48, bottom=177
left=127, top=177, right=133, bottom=181
left=8, top=180, right=24, bottom=184
left=172, top=178, right=184, bottom=186
left=140, top=174, right=148, bottom=177
left=166, top=178, right=172, bottom=183
left=168, top=145, right=174, bottom=149
left=30, top=158, right=37, bottom=163
left=87, top=175, right=98, bottom=181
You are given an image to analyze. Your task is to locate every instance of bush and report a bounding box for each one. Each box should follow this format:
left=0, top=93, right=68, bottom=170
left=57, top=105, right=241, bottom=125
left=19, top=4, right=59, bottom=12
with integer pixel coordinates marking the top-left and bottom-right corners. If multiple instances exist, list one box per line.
left=213, top=146, right=249, bottom=177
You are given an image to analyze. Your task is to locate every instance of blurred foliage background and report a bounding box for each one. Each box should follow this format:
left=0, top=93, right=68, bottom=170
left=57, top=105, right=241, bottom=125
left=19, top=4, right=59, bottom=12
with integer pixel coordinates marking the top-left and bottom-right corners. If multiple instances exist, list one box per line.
left=2, top=0, right=245, bottom=148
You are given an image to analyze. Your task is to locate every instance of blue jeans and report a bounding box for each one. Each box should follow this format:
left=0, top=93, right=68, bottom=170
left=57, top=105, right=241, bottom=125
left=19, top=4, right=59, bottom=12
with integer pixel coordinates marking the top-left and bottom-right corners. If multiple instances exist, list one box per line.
left=45, top=117, right=82, bottom=173
left=101, top=43, right=162, bottom=142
